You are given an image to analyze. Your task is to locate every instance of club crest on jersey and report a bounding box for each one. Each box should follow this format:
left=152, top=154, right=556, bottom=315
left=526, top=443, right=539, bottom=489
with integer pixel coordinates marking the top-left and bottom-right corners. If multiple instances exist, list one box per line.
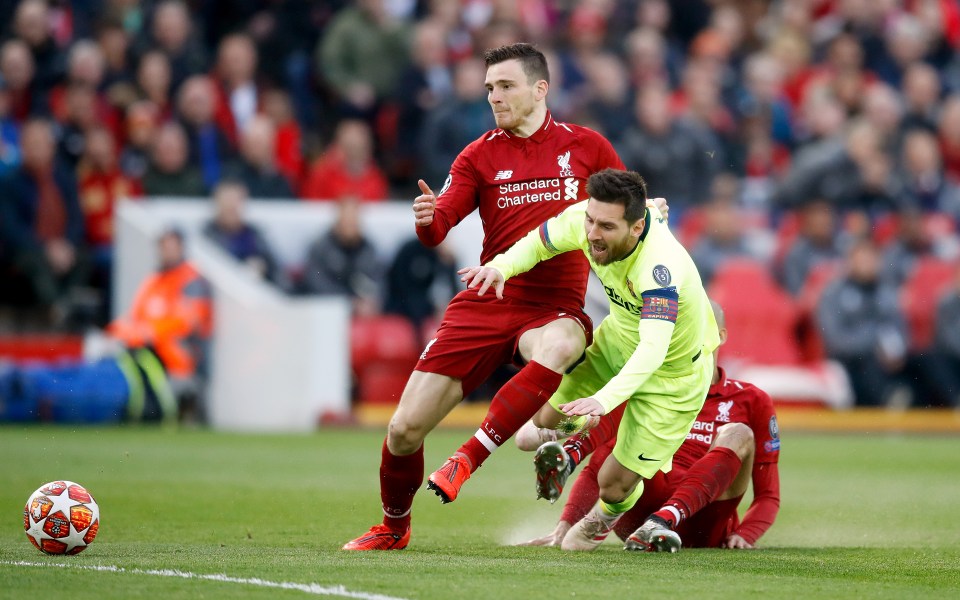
left=625, top=277, right=638, bottom=299
left=652, top=264, right=672, bottom=287
left=717, top=400, right=733, bottom=422
left=557, top=150, right=574, bottom=177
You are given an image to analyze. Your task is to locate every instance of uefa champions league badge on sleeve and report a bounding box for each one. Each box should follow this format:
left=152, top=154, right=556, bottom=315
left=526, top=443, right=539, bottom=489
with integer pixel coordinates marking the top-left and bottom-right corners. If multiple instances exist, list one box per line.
left=653, top=265, right=672, bottom=287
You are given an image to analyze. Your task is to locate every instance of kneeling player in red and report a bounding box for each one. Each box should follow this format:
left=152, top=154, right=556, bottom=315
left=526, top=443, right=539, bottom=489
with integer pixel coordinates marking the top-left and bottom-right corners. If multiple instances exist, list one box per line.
left=517, top=301, right=781, bottom=551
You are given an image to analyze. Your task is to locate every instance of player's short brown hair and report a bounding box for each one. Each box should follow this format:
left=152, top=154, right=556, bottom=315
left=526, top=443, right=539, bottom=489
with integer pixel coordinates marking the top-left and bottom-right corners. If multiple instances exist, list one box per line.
left=484, top=43, right=550, bottom=84
left=586, top=169, right=649, bottom=223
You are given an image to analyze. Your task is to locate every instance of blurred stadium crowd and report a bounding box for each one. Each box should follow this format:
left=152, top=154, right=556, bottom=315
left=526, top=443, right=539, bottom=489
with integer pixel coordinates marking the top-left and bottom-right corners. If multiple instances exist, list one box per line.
left=0, top=0, right=959, bottom=410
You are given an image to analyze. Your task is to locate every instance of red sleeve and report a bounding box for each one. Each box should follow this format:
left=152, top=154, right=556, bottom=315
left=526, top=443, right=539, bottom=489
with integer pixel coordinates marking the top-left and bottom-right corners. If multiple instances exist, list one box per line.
left=735, top=462, right=780, bottom=545
left=416, top=141, right=482, bottom=247
left=594, top=130, right=626, bottom=171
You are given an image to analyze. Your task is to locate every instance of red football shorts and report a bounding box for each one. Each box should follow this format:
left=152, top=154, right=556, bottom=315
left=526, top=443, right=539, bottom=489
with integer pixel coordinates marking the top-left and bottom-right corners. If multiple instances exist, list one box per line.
left=415, top=289, right=592, bottom=396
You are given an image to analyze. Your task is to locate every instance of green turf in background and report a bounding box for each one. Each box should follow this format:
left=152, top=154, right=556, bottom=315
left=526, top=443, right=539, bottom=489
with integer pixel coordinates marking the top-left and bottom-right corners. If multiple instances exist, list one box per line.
left=1, top=426, right=959, bottom=599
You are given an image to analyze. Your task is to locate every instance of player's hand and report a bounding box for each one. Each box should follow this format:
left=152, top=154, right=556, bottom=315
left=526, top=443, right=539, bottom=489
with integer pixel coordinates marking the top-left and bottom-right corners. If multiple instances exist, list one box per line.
left=648, top=197, right=669, bottom=222
left=458, top=265, right=505, bottom=299
left=723, top=534, right=754, bottom=549
left=558, top=396, right=605, bottom=417
left=515, top=521, right=571, bottom=547
left=413, top=179, right=436, bottom=227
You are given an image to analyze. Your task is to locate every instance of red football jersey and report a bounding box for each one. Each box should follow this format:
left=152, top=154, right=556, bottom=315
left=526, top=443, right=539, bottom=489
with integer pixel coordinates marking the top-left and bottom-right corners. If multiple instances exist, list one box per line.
left=674, top=368, right=781, bottom=472
left=417, top=111, right=624, bottom=310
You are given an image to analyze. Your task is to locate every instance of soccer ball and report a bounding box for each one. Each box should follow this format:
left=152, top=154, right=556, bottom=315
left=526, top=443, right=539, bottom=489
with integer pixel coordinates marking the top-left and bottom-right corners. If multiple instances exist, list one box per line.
left=23, top=481, right=100, bottom=555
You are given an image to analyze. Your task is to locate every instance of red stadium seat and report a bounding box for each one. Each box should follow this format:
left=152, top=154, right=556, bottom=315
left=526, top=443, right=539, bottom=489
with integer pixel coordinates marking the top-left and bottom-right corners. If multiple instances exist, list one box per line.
left=357, top=362, right=411, bottom=405
left=350, top=315, right=420, bottom=376
left=708, top=258, right=803, bottom=366
left=900, top=258, right=957, bottom=352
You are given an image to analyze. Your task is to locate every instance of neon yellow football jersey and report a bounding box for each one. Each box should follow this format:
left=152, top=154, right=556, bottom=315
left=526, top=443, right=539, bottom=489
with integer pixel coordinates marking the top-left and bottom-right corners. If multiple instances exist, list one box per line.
left=488, top=201, right=719, bottom=412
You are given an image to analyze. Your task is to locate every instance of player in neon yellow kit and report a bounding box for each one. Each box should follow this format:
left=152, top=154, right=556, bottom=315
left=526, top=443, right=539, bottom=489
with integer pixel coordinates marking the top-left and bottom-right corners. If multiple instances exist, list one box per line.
left=460, top=168, right=719, bottom=551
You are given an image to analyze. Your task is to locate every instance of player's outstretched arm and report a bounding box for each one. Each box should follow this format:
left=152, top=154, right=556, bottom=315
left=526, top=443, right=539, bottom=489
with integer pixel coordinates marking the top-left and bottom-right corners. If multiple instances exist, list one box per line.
left=458, top=265, right=506, bottom=299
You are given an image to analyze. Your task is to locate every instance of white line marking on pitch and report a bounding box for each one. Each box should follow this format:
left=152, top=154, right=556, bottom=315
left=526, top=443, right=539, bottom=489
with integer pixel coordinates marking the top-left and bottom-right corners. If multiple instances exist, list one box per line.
left=3, top=560, right=410, bottom=600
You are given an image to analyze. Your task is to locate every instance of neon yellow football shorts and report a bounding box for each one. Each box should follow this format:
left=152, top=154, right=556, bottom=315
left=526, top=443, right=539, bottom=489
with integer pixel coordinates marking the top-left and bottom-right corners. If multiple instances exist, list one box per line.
left=549, top=324, right=714, bottom=479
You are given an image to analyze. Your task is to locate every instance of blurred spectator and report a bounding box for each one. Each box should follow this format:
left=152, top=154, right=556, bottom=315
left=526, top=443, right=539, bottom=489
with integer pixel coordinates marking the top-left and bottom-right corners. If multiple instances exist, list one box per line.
left=817, top=238, right=910, bottom=407
left=119, top=100, right=159, bottom=182
left=775, top=118, right=901, bottom=212
left=617, top=84, right=721, bottom=215
left=898, top=128, right=960, bottom=214
left=580, top=52, right=632, bottom=143
left=301, top=196, right=382, bottom=315
left=141, top=121, right=205, bottom=197
left=202, top=179, right=281, bottom=287
left=315, top=0, right=412, bottom=121
left=13, top=0, right=66, bottom=101
left=0, top=118, right=88, bottom=321
left=107, top=227, right=212, bottom=422
left=384, top=237, right=458, bottom=336
left=809, top=32, right=876, bottom=117
left=880, top=208, right=948, bottom=287
left=862, top=82, right=905, bottom=153
left=779, top=199, right=845, bottom=296
left=301, top=118, right=388, bottom=201
left=689, top=178, right=762, bottom=286
left=135, top=50, right=173, bottom=120
left=629, top=0, right=684, bottom=86
left=262, top=88, right=304, bottom=192
left=933, top=264, right=960, bottom=408
left=1, top=39, right=41, bottom=121
left=176, top=75, right=233, bottom=191
left=212, top=33, right=262, bottom=147
left=224, top=114, right=293, bottom=199
left=555, top=5, right=609, bottom=116
left=137, top=0, right=207, bottom=90
left=55, top=83, right=101, bottom=169
left=77, top=126, right=142, bottom=319
left=391, top=18, right=453, bottom=184
left=623, top=26, right=671, bottom=90
left=418, top=57, right=490, bottom=190
left=874, top=13, right=932, bottom=88
left=939, top=94, right=960, bottom=182
left=97, top=19, right=134, bottom=94
left=0, top=78, right=20, bottom=176
left=738, top=51, right=793, bottom=142
left=899, top=62, right=942, bottom=135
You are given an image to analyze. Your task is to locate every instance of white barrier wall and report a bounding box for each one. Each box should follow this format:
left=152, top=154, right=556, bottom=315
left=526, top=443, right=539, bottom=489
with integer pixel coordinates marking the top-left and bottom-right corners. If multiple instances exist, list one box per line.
left=114, top=198, right=486, bottom=431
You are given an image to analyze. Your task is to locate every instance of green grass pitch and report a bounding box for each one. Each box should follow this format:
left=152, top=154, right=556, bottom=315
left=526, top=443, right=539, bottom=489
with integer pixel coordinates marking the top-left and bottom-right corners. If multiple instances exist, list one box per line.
left=2, top=425, right=959, bottom=599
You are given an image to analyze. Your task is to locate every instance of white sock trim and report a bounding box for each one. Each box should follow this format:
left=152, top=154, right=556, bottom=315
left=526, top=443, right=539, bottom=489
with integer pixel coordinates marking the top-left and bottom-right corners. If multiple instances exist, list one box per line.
left=663, top=505, right=682, bottom=524
left=383, top=507, right=411, bottom=519
left=474, top=428, right=499, bottom=453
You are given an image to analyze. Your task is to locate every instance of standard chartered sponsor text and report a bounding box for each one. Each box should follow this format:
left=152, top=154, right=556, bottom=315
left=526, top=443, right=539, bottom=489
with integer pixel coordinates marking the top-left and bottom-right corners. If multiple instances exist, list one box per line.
left=497, top=178, right=571, bottom=208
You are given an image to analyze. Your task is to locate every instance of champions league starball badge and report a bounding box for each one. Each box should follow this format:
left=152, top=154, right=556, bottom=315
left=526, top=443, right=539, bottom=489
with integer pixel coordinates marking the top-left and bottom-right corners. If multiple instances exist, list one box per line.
left=653, top=265, right=672, bottom=287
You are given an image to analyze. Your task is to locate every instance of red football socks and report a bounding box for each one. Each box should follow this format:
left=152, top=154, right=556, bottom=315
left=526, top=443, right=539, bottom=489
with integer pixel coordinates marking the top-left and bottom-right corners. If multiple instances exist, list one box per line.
left=379, top=438, right=423, bottom=532
left=654, top=446, right=742, bottom=527
left=562, top=403, right=626, bottom=468
left=458, top=361, right=563, bottom=470
left=560, top=446, right=608, bottom=525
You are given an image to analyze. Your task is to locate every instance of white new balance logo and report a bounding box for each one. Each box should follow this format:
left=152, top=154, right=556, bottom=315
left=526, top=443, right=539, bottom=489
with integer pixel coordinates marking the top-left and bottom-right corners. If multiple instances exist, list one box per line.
left=494, top=170, right=513, bottom=180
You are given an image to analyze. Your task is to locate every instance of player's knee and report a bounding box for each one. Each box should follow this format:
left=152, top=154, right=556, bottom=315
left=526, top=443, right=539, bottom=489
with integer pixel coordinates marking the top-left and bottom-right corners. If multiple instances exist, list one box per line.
left=536, top=335, right=584, bottom=371
left=387, top=416, right=426, bottom=454
left=716, top=423, right=754, bottom=459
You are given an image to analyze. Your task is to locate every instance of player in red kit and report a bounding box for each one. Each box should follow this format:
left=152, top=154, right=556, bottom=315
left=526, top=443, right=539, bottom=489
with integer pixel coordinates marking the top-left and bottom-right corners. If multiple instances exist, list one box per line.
left=518, top=301, right=781, bottom=551
left=342, top=43, right=628, bottom=551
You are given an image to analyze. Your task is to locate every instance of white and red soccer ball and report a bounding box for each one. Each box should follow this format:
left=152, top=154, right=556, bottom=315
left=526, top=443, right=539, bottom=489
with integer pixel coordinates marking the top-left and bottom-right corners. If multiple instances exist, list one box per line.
left=23, top=481, right=100, bottom=555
